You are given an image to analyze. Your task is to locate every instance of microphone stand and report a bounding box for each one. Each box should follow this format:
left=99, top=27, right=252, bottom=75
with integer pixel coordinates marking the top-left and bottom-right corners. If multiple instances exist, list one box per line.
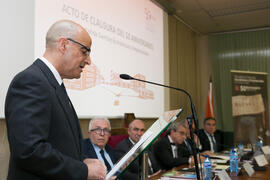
left=121, top=75, right=201, bottom=180
left=187, top=116, right=202, bottom=180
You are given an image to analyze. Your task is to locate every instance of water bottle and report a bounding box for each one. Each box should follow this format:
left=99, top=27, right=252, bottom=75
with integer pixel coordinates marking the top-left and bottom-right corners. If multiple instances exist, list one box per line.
left=257, top=139, right=263, bottom=150
left=203, top=155, right=212, bottom=180
left=230, top=149, right=238, bottom=176
left=238, top=142, right=244, bottom=158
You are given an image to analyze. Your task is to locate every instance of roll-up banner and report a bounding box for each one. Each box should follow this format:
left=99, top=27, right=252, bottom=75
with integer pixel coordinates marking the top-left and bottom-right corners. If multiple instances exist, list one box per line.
left=231, top=70, right=269, bottom=145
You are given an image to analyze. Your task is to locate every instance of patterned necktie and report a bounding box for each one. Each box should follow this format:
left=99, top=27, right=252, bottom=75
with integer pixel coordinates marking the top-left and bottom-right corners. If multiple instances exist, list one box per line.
left=100, top=149, right=111, bottom=172
left=210, top=135, right=217, bottom=153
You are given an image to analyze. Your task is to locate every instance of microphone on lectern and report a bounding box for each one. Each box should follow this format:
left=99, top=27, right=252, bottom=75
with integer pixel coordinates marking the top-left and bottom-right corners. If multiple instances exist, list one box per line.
left=119, top=73, right=201, bottom=180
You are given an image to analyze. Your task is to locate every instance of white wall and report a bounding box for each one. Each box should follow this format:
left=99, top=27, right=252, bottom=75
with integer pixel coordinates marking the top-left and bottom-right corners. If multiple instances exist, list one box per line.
left=0, top=0, right=35, bottom=118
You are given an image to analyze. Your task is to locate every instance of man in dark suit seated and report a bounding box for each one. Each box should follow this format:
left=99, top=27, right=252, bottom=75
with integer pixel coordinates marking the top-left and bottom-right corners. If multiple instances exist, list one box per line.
left=153, top=121, right=203, bottom=170
left=82, top=117, right=116, bottom=173
left=180, top=118, right=212, bottom=157
left=198, top=117, right=224, bottom=153
left=114, top=119, right=160, bottom=180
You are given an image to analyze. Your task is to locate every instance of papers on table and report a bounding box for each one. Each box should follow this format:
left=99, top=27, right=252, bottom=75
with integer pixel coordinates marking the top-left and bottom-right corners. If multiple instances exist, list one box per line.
left=211, top=155, right=230, bottom=161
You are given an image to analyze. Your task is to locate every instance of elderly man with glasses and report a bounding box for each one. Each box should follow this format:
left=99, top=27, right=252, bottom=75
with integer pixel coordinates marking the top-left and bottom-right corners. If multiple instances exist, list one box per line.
left=82, top=117, right=116, bottom=173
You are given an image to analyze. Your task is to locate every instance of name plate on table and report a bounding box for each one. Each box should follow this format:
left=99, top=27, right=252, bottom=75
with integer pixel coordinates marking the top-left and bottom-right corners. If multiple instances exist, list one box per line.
left=243, top=162, right=255, bottom=177
left=217, top=170, right=231, bottom=180
left=254, top=154, right=268, bottom=167
left=261, top=146, right=270, bottom=155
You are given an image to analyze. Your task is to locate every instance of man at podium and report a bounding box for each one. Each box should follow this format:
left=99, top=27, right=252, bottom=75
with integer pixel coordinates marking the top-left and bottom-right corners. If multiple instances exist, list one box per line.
left=5, top=20, right=107, bottom=180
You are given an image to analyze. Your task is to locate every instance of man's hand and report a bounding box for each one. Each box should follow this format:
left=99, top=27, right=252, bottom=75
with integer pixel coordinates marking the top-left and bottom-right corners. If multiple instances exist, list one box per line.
left=189, top=155, right=205, bottom=167
left=201, top=150, right=214, bottom=156
left=148, top=170, right=162, bottom=178
left=83, top=158, right=107, bottom=180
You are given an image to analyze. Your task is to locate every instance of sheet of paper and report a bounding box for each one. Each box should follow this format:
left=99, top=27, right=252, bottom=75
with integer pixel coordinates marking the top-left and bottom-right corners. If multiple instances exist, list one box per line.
left=214, top=164, right=230, bottom=170
left=211, top=155, right=230, bottom=161
left=243, top=162, right=254, bottom=177
left=211, top=159, right=228, bottom=164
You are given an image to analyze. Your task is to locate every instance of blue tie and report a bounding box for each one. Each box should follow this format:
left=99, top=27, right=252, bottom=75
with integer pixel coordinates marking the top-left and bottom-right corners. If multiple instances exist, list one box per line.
left=210, top=135, right=217, bottom=153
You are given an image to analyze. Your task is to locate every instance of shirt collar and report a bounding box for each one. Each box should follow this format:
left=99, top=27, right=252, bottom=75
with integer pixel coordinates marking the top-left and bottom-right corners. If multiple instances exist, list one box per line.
left=168, top=135, right=175, bottom=144
left=204, top=130, right=213, bottom=137
left=128, top=137, right=136, bottom=145
left=39, top=57, right=62, bottom=85
left=92, top=142, right=103, bottom=152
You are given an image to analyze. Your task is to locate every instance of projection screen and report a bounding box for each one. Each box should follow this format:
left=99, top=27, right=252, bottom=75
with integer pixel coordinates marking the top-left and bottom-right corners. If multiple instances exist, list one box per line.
left=35, top=0, right=165, bottom=118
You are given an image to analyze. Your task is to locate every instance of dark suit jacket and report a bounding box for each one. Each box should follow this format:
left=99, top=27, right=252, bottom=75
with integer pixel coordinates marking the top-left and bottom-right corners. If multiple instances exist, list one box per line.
left=198, top=129, right=224, bottom=152
left=114, top=138, right=160, bottom=180
left=5, top=59, right=87, bottom=180
left=81, top=138, right=116, bottom=164
left=153, top=135, right=189, bottom=170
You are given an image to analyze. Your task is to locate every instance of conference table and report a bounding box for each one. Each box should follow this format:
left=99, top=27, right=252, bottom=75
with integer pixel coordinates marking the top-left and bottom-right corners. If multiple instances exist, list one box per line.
left=149, top=159, right=270, bottom=180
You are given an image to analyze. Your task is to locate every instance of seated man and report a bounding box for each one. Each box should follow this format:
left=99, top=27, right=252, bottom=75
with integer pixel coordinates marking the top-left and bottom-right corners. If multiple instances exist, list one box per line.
left=181, top=118, right=212, bottom=157
left=198, top=117, right=224, bottom=153
left=114, top=119, right=160, bottom=180
left=153, top=121, right=203, bottom=170
left=179, top=118, right=201, bottom=157
left=82, top=117, right=116, bottom=173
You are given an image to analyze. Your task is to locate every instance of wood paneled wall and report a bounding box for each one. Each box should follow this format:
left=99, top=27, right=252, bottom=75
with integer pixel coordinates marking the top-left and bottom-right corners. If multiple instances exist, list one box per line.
left=0, top=119, right=9, bottom=180
left=0, top=117, right=156, bottom=180
left=168, top=16, right=201, bottom=120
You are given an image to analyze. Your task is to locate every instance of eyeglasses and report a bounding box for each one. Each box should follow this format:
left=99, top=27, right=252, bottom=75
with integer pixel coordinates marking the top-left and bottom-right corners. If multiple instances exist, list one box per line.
left=90, top=128, right=111, bottom=135
left=67, top=38, right=91, bottom=57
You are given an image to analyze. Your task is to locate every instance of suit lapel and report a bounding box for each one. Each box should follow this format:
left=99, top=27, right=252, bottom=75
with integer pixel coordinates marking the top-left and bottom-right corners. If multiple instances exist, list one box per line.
left=105, top=145, right=116, bottom=164
left=87, top=139, right=98, bottom=159
left=33, top=59, right=81, bottom=155
left=55, top=86, right=81, bottom=152
left=165, top=136, right=174, bottom=157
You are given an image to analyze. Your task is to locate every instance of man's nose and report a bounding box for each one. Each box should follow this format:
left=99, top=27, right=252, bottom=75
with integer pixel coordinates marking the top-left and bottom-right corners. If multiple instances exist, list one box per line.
left=85, top=56, right=91, bottom=65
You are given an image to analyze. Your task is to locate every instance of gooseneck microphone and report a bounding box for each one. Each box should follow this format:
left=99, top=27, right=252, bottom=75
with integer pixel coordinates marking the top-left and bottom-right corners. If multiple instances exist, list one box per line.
left=119, top=73, right=201, bottom=180
left=119, top=74, right=133, bottom=80
left=119, top=74, right=198, bottom=128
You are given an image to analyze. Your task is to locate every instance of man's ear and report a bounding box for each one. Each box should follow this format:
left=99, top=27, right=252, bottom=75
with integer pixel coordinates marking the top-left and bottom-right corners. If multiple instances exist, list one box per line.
left=58, top=37, right=68, bottom=54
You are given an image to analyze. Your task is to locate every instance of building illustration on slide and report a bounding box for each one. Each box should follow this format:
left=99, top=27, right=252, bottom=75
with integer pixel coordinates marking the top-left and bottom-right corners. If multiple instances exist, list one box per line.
left=64, top=63, right=154, bottom=105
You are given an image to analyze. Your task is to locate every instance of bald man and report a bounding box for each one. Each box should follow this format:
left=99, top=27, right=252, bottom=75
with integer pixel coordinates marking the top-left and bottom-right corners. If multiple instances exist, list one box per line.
left=5, top=20, right=106, bottom=180
left=114, top=119, right=160, bottom=180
